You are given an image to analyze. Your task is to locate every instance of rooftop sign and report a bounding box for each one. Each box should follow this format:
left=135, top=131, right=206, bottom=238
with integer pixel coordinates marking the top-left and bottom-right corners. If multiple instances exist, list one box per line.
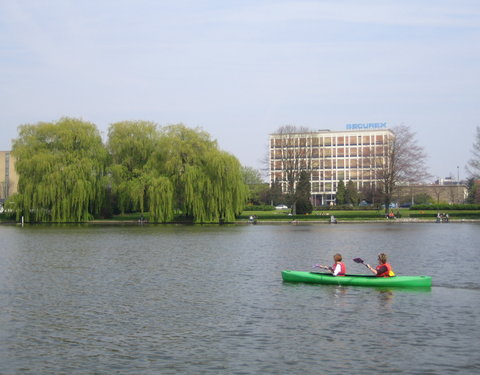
left=346, top=122, right=387, bottom=130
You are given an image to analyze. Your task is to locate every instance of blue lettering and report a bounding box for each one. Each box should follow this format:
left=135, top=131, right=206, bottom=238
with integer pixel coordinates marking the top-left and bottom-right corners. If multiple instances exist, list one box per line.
left=346, top=122, right=387, bottom=130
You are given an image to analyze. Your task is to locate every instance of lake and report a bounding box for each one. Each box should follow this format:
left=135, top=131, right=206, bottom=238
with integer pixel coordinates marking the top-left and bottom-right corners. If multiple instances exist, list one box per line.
left=0, top=222, right=479, bottom=374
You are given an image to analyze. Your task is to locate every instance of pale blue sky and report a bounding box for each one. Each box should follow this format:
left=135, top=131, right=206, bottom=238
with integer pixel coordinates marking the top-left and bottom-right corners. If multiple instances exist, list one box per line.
left=1, top=0, right=479, bottom=181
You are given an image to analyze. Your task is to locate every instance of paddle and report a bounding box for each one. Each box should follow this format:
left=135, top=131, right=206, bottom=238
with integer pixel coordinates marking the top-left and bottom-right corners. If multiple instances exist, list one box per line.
left=311, top=263, right=333, bottom=275
left=353, top=257, right=370, bottom=268
left=313, top=264, right=333, bottom=271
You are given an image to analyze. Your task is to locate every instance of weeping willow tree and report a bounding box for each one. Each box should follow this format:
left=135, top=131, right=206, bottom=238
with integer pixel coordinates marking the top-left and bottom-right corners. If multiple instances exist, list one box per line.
left=153, top=124, right=247, bottom=223
left=10, top=119, right=246, bottom=223
left=11, top=118, right=108, bottom=222
left=107, top=121, right=160, bottom=214
left=107, top=122, right=246, bottom=222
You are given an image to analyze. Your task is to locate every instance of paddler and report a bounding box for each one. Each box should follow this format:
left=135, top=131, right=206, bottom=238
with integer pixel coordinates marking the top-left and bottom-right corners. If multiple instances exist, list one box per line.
left=318, top=253, right=346, bottom=276
left=366, top=253, right=395, bottom=277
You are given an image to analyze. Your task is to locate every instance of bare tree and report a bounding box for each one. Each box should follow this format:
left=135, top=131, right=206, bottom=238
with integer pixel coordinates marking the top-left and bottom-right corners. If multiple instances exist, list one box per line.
left=430, top=184, right=443, bottom=204
left=467, top=126, right=480, bottom=178
left=269, top=125, right=312, bottom=213
left=377, top=124, right=430, bottom=213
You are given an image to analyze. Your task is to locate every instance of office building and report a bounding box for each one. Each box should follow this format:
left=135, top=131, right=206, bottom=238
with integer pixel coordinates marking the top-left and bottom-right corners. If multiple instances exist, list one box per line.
left=269, top=128, right=394, bottom=205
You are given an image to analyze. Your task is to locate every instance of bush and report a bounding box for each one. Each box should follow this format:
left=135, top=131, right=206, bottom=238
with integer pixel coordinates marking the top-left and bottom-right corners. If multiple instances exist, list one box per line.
left=0, top=211, right=16, bottom=221
left=411, top=204, right=480, bottom=211
left=314, top=205, right=379, bottom=211
left=243, top=205, right=275, bottom=211
left=296, top=198, right=313, bottom=214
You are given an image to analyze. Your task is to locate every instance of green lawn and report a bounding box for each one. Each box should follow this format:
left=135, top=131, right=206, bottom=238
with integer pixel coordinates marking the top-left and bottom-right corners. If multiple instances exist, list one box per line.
left=5, top=209, right=477, bottom=224
left=239, top=209, right=480, bottom=221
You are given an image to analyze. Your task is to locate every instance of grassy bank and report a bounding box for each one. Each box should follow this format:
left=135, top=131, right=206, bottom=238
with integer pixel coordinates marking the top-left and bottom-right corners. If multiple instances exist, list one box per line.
left=3, top=209, right=480, bottom=224
left=238, top=208, right=480, bottom=222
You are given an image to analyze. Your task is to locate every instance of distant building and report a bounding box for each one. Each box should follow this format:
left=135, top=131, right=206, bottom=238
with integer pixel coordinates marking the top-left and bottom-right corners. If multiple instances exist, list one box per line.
left=269, top=128, right=394, bottom=205
left=436, top=177, right=459, bottom=186
left=396, top=183, right=467, bottom=204
left=0, top=151, right=18, bottom=202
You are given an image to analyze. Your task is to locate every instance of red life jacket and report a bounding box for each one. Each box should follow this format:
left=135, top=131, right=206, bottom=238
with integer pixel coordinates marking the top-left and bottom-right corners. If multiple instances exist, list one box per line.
left=376, top=263, right=395, bottom=277
left=332, top=261, right=346, bottom=276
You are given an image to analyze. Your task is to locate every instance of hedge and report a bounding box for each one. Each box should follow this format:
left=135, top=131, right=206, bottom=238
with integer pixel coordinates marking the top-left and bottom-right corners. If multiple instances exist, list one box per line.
left=243, top=205, right=276, bottom=211
left=411, top=204, right=480, bottom=211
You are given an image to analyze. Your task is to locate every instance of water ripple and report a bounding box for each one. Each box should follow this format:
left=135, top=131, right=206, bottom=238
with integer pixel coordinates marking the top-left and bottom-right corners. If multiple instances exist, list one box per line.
left=0, top=223, right=479, bottom=374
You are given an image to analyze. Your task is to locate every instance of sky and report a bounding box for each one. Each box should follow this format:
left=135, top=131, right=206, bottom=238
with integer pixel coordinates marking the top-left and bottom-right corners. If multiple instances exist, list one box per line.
left=1, top=0, right=479, bottom=182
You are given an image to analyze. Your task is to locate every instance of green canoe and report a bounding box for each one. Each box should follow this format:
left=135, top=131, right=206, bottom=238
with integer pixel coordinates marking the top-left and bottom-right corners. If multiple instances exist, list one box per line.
left=282, top=270, right=432, bottom=288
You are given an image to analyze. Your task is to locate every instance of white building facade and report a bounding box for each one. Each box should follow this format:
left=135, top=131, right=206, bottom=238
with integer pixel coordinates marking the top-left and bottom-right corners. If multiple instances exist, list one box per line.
left=269, top=128, right=394, bottom=206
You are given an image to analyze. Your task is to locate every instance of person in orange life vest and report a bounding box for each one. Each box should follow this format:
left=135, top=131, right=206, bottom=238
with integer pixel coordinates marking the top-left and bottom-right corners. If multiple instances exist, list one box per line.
left=366, top=253, right=395, bottom=277
left=318, top=253, right=346, bottom=276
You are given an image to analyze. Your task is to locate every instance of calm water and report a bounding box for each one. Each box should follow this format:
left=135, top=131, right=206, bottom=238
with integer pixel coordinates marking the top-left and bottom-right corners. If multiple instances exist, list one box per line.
left=0, top=222, right=479, bottom=375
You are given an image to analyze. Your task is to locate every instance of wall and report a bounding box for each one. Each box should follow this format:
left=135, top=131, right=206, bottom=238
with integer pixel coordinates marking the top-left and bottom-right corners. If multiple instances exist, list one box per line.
left=0, top=151, right=18, bottom=200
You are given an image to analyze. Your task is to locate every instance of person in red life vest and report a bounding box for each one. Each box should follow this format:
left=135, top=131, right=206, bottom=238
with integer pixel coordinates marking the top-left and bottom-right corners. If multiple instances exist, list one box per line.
left=366, top=253, right=395, bottom=277
left=318, top=253, right=346, bottom=276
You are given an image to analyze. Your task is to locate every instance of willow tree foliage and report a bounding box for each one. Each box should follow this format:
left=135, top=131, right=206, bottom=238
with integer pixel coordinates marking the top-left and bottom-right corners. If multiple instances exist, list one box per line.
left=11, top=118, right=246, bottom=223
left=108, top=122, right=247, bottom=223
left=11, top=118, right=108, bottom=222
left=152, top=124, right=247, bottom=223
left=107, top=121, right=160, bottom=214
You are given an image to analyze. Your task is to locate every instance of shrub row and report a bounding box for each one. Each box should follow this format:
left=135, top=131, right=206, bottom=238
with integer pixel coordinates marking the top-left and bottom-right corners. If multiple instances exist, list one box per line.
left=243, top=205, right=276, bottom=211
left=411, top=204, right=480, bottom=211
left=314, top=205, right=380, bottom=211
left=239, top=212, right=386, bottom=220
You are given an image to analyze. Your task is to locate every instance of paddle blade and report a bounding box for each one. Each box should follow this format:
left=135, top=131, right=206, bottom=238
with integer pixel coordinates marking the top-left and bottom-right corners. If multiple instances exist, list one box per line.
left=353, top=257, right=365, bottom=264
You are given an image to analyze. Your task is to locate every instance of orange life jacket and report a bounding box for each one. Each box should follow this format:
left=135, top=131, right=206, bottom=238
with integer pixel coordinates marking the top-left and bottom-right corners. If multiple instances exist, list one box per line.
left=333, top=261, right=346, bottom=276
left=376, top=262, right=395, bottom=277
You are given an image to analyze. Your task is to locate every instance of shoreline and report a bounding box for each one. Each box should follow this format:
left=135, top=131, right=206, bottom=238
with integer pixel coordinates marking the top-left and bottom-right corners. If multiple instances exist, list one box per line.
left=2, top=218, right=480, bottom=225
left=239, top=218, right=480, bottom=224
